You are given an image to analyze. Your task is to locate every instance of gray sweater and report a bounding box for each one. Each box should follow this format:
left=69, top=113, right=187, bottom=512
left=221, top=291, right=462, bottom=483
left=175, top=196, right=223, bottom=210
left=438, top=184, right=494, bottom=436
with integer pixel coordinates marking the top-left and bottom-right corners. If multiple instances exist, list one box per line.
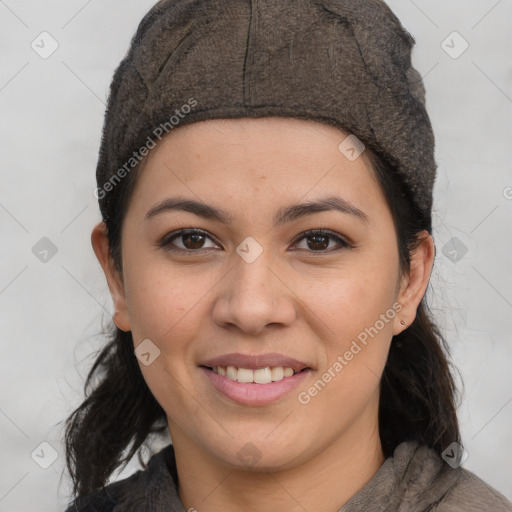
left=64, top=441, right=512, bottom=511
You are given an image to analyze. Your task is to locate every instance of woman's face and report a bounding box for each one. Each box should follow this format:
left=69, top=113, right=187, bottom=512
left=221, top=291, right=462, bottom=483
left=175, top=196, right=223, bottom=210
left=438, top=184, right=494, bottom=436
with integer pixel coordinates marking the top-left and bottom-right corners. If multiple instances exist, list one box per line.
left=95, top=117, right=428, bottom=471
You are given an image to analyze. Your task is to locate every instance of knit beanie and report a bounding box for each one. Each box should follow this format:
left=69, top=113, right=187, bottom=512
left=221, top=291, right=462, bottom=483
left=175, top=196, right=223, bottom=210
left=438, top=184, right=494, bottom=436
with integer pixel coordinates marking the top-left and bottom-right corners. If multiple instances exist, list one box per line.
left=95, top=0, right=436, bottom=230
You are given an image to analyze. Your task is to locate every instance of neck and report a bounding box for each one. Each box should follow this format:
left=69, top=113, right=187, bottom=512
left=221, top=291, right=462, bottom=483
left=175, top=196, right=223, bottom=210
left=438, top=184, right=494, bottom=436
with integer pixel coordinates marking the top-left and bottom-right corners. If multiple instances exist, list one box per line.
left=171, top=405, right=385, bottom=512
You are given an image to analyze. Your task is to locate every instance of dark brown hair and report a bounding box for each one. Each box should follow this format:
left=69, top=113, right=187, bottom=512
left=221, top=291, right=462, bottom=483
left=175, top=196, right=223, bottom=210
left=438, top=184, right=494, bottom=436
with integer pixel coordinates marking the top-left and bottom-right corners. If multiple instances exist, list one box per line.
left=62, top=132, right=461, bottom=505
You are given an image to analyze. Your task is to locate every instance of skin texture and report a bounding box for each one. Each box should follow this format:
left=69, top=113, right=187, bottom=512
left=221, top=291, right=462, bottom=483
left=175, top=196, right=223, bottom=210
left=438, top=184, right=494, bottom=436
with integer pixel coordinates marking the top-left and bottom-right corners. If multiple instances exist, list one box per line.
left=91, top=117, right=434, bottom=512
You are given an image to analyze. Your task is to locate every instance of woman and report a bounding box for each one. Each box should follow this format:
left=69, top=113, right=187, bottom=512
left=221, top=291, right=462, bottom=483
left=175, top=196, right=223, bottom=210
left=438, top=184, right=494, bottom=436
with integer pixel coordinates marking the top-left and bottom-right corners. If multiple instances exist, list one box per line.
left=62, top=0, right=512, bottom=510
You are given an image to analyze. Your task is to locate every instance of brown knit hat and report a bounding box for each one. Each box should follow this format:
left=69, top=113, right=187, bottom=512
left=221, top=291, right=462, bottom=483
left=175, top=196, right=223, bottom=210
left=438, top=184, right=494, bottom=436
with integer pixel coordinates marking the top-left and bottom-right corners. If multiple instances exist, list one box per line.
left=95, top=0, right=436, bottom=230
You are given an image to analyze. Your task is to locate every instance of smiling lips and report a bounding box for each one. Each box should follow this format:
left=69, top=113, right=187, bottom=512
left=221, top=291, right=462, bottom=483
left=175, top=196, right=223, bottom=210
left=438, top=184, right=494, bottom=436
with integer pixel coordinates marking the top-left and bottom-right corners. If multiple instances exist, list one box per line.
left=210, top=365, right=297, bottom=384
left=199, top=352, right=313, bottom=405
left=201, top=351, right=311, bottom=383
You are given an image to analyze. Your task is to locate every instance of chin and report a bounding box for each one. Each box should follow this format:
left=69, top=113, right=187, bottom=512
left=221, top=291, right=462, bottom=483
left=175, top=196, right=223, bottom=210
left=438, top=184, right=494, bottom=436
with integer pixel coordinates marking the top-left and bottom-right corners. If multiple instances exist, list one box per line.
left=203, top=432, right=312, bottom=473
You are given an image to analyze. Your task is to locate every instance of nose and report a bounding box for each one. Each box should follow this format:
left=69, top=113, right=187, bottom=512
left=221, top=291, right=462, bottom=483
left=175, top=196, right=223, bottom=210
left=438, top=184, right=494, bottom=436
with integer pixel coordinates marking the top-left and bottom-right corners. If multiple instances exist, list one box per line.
left=212, top=245, right=297, bottom=336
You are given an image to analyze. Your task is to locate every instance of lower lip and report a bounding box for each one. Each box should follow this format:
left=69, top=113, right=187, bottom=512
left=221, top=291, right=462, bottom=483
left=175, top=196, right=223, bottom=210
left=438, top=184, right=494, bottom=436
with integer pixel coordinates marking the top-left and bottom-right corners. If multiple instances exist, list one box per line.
left=200, top=367, right=312, bottom=406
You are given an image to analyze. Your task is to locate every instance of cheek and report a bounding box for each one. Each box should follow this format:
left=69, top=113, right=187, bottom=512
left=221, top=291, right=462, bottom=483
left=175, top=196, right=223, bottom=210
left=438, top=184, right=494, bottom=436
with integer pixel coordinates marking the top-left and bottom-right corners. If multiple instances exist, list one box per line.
left=300, top=256, right=399, bottom=342
left=298, top=257, right=399, bottom=401
left=122, top=255, right=207, bottom=344
left=123, top=260, right=209, bottom=422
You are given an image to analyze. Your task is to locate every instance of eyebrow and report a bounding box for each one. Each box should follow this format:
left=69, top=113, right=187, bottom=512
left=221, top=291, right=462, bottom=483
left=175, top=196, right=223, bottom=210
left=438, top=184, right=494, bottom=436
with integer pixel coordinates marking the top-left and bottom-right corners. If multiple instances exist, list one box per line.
left=145, top=195, right=368, bottom=225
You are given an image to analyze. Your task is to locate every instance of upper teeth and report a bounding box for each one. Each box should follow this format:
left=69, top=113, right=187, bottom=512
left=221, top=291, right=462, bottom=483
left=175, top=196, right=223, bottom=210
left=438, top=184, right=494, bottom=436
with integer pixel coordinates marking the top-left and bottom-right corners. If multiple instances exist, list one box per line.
left=212, top=366, right=297, bottom=384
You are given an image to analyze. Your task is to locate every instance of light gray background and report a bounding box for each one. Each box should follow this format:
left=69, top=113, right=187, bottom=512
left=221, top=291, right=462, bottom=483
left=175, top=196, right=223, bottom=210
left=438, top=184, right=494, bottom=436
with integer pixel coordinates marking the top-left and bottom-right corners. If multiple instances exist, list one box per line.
left=1, top=1, right=511, bottom=510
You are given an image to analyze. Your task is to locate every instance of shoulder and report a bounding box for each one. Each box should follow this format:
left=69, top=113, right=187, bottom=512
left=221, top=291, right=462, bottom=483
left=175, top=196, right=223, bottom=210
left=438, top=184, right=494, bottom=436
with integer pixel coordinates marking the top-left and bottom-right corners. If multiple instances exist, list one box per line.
left=432, top=467, right=512, bottom=512
left=63, top=469, right=146, bottom=512
left=359, top=441, right=512, bottom=512
left=393, top=441, right=512, bottom=511
left=63, top=443, right=176, bottom=512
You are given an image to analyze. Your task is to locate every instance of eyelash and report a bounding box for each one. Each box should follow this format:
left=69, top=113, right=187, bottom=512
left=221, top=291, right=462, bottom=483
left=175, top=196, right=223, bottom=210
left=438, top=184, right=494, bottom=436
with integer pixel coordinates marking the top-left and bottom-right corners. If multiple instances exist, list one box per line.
left=158, top=228, right=353, bottom=254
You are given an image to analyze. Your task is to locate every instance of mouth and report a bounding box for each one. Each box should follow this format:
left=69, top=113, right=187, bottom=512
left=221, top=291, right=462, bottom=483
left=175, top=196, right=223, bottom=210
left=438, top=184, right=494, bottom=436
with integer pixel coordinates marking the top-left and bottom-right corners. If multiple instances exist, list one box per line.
left=198, top=352, right=313, bottom=406
left=200, top=365, right=310, bottom=384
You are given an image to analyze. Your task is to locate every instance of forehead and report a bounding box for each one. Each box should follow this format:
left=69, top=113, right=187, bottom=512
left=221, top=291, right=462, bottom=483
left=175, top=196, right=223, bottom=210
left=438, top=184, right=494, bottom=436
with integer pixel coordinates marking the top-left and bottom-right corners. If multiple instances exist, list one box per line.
left=163, top=116, right=347, bottom=152
left=126, top=116, right=388, bottom=223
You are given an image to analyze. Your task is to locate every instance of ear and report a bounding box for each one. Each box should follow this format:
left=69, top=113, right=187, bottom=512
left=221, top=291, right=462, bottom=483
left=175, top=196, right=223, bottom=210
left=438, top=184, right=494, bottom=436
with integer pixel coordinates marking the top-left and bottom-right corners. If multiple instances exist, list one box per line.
left=393, top=230, right=435, bottom=335
left=91, top=222, right=131, bottom=332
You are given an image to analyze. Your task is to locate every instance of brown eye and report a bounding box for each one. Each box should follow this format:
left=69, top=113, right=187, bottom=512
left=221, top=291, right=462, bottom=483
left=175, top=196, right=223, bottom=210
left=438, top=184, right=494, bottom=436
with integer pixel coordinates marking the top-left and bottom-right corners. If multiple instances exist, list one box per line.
left=293, top=230, right=350, bottom=253
left=160, top=229, right=219, bottom=252
left=181, top=232, right=206, bottom=250
left=159, top=228, right=351, bottom=255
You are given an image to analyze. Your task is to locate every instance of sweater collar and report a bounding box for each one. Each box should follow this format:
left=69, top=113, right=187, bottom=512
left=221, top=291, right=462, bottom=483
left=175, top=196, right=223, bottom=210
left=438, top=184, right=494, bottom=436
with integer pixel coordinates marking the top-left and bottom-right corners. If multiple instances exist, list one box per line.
left=137, top=440, right=461, bottom=511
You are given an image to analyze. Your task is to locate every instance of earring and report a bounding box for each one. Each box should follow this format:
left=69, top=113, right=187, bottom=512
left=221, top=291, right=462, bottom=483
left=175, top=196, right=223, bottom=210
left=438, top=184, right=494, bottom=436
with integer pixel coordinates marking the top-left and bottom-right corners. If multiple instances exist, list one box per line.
left=400, top=319, right=406, bottom=326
